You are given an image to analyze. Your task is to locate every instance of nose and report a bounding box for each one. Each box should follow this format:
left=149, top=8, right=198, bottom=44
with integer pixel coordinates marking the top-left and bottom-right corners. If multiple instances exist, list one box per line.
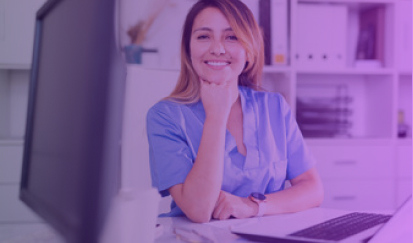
left=210, top=40, right=225, bottom=55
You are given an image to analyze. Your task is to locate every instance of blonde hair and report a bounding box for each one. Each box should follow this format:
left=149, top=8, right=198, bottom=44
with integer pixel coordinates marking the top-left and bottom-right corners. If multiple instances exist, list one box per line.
left=167, top=0, right=265, bottom=103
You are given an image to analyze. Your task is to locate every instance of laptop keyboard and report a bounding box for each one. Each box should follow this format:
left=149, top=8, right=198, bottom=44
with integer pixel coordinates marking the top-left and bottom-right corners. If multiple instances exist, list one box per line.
left=288, top=212, right=392, bottom=241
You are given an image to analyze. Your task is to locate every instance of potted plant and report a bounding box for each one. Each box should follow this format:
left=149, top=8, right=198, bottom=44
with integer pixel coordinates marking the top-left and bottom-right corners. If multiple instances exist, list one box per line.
left=124, top=4, right=167, bottom=64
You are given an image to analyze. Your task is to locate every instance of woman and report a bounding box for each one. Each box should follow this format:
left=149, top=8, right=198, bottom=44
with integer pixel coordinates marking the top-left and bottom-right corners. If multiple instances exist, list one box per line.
left=146, top=0, right=323, bottom=223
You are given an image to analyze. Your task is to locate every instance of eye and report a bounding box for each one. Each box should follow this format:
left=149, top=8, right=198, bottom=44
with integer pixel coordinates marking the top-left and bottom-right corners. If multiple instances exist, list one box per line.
left=226, top=35, right=238, bottom=41
left=197, top=34, right=209, bottom=40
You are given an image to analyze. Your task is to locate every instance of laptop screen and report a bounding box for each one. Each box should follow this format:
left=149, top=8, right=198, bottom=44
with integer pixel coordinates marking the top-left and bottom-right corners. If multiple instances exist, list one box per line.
left=369, top=196, right=412, bottom=243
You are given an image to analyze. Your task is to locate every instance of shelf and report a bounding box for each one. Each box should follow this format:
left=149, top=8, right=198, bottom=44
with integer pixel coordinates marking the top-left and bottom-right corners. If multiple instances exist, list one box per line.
left=305, top=138, right=394, bottom=146
left=397, top=138, right=412, bottom=146
left=0, top=64, right=31, bottom=70
left=398, top=70, right=412, bottom=76
left=263, top=66, right=292, bottom=73
left=295, top=67, right=395, bottom=75
left=297, top=0, right=396, bottom=4
left=263, top=66, right=396, bottom=75
left=0, top=138, right=24, bottom=146
left=296, top=73, right=395, bottom=139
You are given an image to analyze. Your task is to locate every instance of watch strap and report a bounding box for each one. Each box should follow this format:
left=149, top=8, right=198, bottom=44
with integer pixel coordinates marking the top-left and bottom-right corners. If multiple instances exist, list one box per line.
left=256, top=200, right=266, bottom=217
left=249, top=194, right=267, bottom=217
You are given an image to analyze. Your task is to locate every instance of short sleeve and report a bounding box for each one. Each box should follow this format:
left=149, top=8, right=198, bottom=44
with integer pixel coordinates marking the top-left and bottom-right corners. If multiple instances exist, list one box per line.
left=280, top=96, right=315, bottom=180
left=146, top=102, right=194, bottom=197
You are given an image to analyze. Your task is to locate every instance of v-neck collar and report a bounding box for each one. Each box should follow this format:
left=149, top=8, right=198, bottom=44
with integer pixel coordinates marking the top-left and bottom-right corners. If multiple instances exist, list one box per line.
left=189, top=86, right=261, bottom=170
left=238, top=86, right=260, bottom=169
left=224, top=87, right=260, bottom=169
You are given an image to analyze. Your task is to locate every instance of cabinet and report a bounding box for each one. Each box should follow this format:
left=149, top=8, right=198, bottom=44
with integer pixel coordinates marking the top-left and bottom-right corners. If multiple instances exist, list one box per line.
left=310, top=142, right=397, bottom=210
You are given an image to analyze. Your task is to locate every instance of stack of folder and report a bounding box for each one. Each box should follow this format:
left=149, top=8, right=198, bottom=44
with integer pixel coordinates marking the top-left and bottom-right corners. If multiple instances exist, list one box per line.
left=296, top=85, right=353, bottom=138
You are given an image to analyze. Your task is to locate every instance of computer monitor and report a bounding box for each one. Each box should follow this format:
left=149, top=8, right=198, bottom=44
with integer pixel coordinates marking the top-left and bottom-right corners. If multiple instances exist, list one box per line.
left=19, top=0, right=126, bottom=242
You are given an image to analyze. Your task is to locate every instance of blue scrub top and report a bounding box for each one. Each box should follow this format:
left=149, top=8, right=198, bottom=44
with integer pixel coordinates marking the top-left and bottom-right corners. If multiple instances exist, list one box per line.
left=146, top=86, right=315, bottom=217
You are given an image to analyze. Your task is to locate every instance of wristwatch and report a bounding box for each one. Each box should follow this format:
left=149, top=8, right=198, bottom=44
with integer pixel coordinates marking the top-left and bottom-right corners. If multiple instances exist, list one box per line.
left=248, top=192, right=267, bottom=217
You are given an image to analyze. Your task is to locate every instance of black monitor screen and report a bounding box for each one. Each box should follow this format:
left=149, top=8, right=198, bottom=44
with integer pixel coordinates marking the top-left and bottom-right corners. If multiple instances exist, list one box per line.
left=20, top=0, right=126, bottom=242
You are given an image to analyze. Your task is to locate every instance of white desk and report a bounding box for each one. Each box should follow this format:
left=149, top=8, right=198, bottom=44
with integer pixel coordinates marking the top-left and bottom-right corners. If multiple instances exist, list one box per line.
left=155, top=216, right=252, bottom=242
left=154, top=209, right=349, bottom=243
left=154, top=207, right=404, bottom=243
left=1, top=207, right=406, bottom=243
left=154, top=209, right=354, bottom=243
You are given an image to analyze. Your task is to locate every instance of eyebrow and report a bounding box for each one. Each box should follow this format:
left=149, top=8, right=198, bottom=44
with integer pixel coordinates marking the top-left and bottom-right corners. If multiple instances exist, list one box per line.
left=192, top=27, right=233, bottom=33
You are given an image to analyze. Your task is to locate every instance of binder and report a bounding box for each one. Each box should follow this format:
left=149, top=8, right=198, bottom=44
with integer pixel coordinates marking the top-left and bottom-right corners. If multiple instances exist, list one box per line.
left=259, top=0, right=272, bottom=65
left=295, top=4, right=347, bottom=69
left=356, top=6, right=385, bottom=68
left=271, top=0, right=288, bottom=65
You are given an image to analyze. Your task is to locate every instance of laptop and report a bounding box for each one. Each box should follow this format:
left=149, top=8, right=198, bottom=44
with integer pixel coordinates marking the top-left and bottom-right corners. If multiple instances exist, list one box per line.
left=231, top=196, right=412, bottom=243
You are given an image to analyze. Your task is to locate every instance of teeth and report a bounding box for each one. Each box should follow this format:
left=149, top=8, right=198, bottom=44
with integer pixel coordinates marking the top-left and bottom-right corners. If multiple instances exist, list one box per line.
left=206, top=61, right=229, bottom=66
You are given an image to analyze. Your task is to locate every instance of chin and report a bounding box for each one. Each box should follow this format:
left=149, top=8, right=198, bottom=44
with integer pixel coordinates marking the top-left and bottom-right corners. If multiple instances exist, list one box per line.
left=202, top=73, right=234, bottom=84
left=207, top=78, right=226, bottom=84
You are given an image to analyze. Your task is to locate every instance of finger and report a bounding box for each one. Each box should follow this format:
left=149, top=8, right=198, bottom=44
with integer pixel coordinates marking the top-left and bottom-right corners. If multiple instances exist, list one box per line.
left=214, top=191, right=223, bottom=207
left=213, top=203, right=224, bottom=219
left=216, top=197, right=234, bottom=220
left=219, top=207, right=232, bottom=220
left=213, top=192, right=226, bottom=219
left=212, top=206, right=220, bottom=219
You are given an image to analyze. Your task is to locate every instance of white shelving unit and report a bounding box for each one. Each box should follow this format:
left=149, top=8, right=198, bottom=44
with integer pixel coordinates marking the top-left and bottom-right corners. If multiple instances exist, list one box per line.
left=260, top=0, right=412, bottom=211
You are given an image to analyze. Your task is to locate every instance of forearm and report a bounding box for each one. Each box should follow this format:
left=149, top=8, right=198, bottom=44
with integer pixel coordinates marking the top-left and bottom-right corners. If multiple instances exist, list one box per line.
left=264, top=169, right=324, bottom=216
left=171, top=118, right=227, bottom=222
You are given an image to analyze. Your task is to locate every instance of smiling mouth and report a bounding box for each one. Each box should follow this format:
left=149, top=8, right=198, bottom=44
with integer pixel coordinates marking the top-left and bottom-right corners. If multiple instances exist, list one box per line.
left=205, top=61, right=230, bottom=66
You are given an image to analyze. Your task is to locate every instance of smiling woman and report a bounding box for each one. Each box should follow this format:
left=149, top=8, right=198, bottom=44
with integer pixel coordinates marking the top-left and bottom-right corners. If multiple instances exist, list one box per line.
left=169, top=0, right=264, bottom=103
left=190, top=7, right=247, bottom=86
left=146, top=0, right=324, bottom=223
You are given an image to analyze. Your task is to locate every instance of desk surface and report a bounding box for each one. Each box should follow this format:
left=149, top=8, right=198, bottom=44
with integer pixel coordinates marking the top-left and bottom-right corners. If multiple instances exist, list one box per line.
left=154, top=207, right=399, bottom=243
left=154, top=209, right=345, bottom=243
left=0, top=208, right=401, bottom=243
left=155, top=215, right=252, bottom=242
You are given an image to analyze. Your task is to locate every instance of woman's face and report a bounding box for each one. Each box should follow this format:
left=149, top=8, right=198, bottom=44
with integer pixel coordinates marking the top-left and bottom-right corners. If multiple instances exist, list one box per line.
left=190, top=7, right=247, bottom=85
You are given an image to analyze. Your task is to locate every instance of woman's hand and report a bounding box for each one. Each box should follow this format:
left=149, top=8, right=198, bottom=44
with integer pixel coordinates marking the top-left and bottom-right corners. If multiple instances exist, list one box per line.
left=199, top=77, right=236, bottom=123
left=212, top=191, right=258, bottom=220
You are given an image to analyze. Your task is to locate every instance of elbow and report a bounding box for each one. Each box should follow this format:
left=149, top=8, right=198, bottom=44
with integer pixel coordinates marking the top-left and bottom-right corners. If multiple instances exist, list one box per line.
left=185, top=210, right=212, bottom=223
left=176, top=201, right=215, bottom=223
left=183, top=203, right=215, bottom=223
left=313, top=181, right=324, bottom=207
left=180, top=198, right=217, bottom=223
left=309, top=169, right=324, bottom=207
left=190, top=215, right=212, bottom=224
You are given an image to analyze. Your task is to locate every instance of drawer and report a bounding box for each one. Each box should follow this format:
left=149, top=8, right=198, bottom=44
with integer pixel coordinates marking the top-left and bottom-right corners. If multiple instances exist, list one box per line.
left=0, top=145, right=24, bottom=183
left=396, top=145, right=412, bottom=178
left=0, top=185, right=42, bottom=222
left=321, top=179, right=395, bottom=211
left=310, top=145, right=395, bottom=179
left=396, top=179, right=412, bottom=207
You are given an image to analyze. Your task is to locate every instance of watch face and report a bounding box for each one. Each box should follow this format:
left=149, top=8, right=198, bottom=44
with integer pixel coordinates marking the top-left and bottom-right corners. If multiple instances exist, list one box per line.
left=251, top=192, right=266, bottom=201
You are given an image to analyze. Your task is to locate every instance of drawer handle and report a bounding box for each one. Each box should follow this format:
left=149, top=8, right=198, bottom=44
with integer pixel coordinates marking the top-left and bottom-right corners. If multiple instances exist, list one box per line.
left=332, top=196, right=357, bottom=201
left=334, top=160, right=357, bottom=165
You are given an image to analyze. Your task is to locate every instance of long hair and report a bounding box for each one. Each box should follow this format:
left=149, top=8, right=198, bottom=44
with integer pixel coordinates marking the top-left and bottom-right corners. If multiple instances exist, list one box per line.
left=167, top=0, right=265, bottom=103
